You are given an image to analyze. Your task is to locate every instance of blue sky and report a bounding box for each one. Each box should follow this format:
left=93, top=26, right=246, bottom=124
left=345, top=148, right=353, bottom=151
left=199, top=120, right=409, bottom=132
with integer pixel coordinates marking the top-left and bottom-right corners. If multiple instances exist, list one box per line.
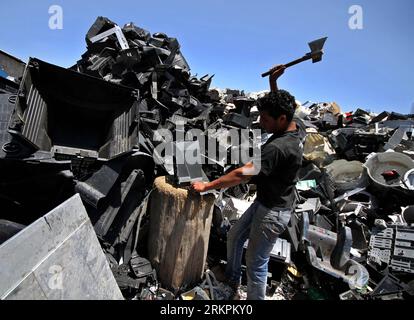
left=0, top=0, right=413, bottom=113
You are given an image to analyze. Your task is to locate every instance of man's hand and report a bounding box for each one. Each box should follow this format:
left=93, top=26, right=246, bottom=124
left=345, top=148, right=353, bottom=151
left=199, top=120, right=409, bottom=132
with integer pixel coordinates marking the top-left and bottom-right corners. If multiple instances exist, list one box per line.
left=191, top=181, right=207, bottom=193
left=269, top=64, right=286, bottom=79
left=191, top=163, right=254, bottom=193
left=269, top=64, right=286, bottom=92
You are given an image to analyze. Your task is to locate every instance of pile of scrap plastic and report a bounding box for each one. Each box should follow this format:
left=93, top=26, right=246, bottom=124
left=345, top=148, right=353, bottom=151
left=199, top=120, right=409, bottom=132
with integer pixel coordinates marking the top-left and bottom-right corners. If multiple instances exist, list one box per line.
left=207, top=99, right=414, bottom=300
left=0, top=16, right=413, bottom=300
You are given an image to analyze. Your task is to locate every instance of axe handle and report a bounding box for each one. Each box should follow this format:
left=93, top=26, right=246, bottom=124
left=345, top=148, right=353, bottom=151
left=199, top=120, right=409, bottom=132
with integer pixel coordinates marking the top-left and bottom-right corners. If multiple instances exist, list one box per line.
left=261, top=54, right=312, bottom=78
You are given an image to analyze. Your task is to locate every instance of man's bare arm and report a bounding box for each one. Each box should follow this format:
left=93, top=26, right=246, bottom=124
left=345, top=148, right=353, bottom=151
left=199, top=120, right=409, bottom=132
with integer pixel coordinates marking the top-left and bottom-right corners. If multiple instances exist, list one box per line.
left=191, top=162, right=256, bottom=192
left=269, top=65, right=286, bottom=92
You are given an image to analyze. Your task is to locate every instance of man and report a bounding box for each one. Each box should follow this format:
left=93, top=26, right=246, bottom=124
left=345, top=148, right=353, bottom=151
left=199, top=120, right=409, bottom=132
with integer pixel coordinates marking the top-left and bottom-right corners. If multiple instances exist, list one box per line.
left=191, top=66, right=303, bottom=300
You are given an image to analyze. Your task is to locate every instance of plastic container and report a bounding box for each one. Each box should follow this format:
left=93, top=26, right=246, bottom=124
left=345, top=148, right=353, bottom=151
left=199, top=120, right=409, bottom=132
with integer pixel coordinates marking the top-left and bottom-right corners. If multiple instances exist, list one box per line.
left=325, top=160, right=366, bottom=192
left=363, top=152, right=414, bottom=190
left=403, top=168, right=414, bottom=190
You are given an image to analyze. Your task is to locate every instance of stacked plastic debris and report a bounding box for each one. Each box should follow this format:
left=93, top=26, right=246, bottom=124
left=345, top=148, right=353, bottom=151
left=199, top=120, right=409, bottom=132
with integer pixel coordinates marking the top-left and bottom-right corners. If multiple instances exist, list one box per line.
left=1, top=16, right=414, bottom=300
left=207, top=100, right=414, bottom=300
left=73, top=17, right=217, bottom=121
left=0, top=17, right=262, bottom=300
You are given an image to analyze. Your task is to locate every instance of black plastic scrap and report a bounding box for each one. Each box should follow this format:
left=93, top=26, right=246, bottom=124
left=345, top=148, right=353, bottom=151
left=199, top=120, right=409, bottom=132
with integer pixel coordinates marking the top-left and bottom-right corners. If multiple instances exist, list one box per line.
left=1, top=16, right=414, bottom=301
left=8, top=57, right=139, bottom=161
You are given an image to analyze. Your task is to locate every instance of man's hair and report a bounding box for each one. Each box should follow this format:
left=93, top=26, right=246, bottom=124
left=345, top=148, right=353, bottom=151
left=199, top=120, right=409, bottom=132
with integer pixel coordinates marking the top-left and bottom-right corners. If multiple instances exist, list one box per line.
left=257, top=90, right=296, bottom=122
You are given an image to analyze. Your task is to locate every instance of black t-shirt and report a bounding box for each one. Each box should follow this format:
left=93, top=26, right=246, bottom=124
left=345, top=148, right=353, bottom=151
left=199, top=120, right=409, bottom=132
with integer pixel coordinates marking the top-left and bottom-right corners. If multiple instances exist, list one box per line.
left=251, top=128, right=303, bottom=209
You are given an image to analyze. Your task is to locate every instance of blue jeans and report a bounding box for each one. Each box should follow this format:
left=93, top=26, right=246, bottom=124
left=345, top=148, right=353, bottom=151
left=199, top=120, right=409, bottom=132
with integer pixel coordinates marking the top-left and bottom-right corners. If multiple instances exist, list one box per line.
left=225, top=201, right=292, bottom=300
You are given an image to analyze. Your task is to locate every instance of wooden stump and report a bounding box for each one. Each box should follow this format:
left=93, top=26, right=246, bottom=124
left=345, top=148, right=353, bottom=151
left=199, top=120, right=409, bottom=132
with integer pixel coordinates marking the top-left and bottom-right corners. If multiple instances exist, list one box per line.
left=147, top=176, right=215, bottom=291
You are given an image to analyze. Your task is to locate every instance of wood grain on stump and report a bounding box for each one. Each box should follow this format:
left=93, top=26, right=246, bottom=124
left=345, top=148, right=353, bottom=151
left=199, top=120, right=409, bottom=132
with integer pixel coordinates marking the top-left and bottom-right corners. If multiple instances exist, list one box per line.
left=148, top=176, right=215, bottom=291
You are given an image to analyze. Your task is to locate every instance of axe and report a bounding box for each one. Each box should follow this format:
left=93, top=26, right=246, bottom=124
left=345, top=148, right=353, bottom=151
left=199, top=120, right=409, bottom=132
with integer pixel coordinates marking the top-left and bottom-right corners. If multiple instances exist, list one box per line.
left=261, top=37, right=328, bottom=77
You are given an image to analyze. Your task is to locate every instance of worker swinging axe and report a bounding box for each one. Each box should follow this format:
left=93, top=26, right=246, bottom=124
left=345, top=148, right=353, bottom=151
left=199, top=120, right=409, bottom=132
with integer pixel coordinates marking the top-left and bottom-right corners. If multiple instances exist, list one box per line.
left=261, top=37, right=328, bottom=78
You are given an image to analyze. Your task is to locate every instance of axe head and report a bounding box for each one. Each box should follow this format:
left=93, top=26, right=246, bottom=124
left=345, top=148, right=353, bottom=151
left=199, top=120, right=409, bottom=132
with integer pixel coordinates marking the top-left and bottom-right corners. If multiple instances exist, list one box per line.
left=308, top=37, right=328, bottom=63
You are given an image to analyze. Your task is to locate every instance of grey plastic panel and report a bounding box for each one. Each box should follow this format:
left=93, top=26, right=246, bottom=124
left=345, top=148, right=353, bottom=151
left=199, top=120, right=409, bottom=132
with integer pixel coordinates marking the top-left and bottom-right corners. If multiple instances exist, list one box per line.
left=0, top=194, right=123, bottom=300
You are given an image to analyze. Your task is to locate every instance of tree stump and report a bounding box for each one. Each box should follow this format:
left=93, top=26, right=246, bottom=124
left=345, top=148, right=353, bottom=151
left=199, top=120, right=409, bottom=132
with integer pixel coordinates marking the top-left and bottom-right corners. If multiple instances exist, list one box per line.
left=147, top=176, right=215, bottom=291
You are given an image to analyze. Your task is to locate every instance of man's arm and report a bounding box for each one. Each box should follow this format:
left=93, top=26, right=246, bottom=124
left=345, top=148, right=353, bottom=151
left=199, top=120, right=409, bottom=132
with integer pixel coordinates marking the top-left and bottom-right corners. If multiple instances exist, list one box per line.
left=191, top=162, right=256, bottom=193
left=269, top=65, right=286, bottom=92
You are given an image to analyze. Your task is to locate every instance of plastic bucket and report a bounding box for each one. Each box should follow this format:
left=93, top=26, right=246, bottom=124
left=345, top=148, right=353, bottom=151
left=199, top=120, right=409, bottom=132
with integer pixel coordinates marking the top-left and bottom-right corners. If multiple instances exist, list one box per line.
left=404, top=168, right=414, bottom=190
left=363, top=152, right=414, bottom=190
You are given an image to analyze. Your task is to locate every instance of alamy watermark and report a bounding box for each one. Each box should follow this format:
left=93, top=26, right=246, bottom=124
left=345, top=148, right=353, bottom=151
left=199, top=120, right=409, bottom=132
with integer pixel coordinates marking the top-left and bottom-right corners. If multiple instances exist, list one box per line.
left=348, top=5, right=364, bottom=30
left=49, top=5, right=63, bottom=30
